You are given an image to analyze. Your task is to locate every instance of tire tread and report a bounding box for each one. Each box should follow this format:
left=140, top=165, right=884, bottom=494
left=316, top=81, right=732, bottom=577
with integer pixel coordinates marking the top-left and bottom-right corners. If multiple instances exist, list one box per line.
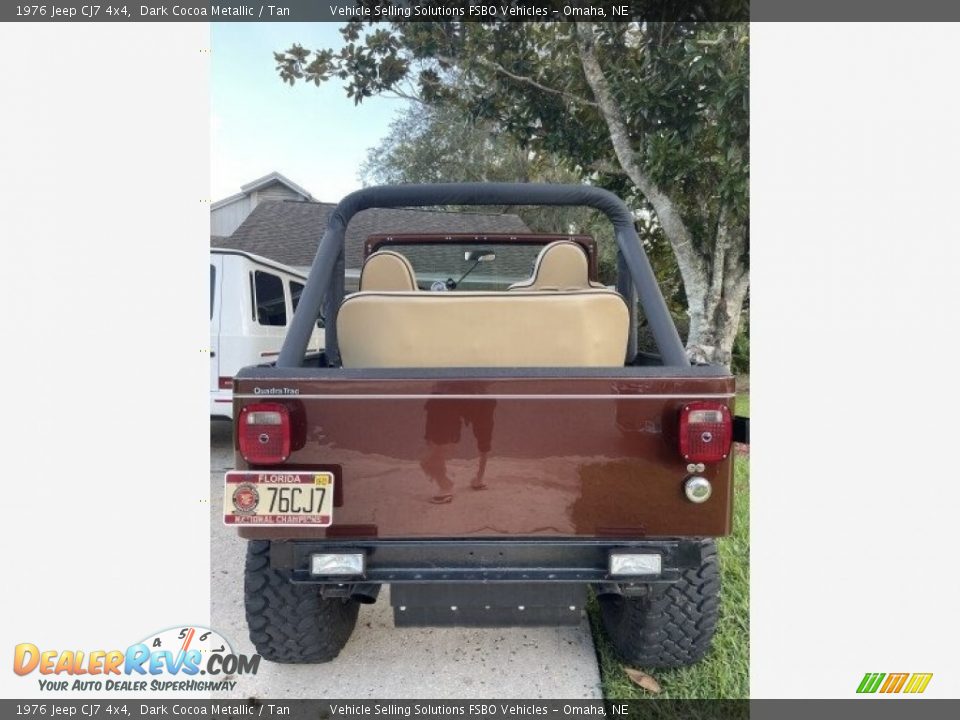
left=599, top=539, right=720, bottom=668
left=243, top=540, right=359, bottom=663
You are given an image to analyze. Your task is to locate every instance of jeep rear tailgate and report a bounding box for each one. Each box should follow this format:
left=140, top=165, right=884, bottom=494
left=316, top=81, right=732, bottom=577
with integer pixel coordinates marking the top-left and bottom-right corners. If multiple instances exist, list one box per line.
left=230, top=369, right=735, bottom=540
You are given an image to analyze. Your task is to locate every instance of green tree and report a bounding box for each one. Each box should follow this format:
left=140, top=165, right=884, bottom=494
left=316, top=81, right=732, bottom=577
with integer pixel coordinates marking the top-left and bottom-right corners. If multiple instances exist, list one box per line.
left=360, top=103, right=623, bottom=282
left=277, top=21, right=748, bottom=366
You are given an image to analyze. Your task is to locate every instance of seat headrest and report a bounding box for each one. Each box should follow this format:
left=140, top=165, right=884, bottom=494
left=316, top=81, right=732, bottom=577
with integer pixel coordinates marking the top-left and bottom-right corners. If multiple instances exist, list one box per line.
left=359, top=250, right=418, bottom=292
left=508, top=240, right=592, bottom=291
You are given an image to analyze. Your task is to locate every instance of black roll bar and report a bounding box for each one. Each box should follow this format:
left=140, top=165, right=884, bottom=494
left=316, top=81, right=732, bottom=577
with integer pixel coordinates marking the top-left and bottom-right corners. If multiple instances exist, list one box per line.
left=277, top=183, right=689, bottom=368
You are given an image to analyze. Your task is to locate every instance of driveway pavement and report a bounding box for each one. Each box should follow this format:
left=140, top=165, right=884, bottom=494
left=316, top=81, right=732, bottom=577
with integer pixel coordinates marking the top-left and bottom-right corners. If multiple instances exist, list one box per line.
left=210, top=421, right=602, bottom=699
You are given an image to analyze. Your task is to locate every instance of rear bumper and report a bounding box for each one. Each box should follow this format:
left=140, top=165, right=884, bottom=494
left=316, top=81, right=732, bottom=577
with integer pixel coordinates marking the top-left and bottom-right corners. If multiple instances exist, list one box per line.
left=268, top=538, right=703, bottom=585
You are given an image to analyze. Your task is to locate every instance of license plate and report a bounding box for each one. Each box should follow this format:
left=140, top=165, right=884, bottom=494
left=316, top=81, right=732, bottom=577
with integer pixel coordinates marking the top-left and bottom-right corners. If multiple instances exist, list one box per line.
left=224, top=471, right=334, bottom=526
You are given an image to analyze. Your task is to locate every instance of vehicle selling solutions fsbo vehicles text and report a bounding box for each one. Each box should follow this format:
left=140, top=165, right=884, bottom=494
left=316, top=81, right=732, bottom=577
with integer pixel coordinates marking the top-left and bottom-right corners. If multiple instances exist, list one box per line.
left=329, top=4, right=630, bottom=18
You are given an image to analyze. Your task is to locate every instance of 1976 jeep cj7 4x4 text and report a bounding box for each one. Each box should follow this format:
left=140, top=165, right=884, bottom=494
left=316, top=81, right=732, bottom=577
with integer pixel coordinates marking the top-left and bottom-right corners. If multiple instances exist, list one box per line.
left=223, top=183, right=745, bottom=668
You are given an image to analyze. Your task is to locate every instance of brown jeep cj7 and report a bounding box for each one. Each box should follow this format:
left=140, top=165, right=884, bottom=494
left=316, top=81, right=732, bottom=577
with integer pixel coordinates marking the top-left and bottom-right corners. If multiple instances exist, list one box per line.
left=223, top=183, right=743, bottom=668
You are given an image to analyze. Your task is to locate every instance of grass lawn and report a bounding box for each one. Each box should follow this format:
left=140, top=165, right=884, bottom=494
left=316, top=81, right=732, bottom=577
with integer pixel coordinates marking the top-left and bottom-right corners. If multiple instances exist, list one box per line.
left=735, top=393, right=749, bottom=418
left=586, top=393, right=750, bottom=699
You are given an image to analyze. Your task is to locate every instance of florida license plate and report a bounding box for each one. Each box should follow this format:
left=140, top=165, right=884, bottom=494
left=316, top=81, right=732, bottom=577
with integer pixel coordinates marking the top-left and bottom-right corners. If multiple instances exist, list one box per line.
left=224, top=471, right=334, bottom=526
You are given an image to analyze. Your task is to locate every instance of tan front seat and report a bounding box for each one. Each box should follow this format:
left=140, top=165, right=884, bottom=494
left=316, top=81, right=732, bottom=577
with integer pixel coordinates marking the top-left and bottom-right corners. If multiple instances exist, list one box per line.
left=359, top=250, right=418, bottom=291
left=508, top=240, right=601, bottom=291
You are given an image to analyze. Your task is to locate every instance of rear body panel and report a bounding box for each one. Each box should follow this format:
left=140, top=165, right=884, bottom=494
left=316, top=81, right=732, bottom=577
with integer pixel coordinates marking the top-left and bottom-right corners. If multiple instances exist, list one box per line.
left=233, top=369, right=735, bottom=541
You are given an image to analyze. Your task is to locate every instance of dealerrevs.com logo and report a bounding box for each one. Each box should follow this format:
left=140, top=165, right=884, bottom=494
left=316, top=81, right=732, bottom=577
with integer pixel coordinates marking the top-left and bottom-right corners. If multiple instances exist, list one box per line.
left=13, top=626, right=259, bottom=692
left=857, top=672, right=933, bottom=695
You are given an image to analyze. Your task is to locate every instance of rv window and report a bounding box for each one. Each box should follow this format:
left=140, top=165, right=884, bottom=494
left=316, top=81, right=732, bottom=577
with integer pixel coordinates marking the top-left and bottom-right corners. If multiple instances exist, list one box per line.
left=290, top=281, right=304, bottom=311
left=290, top=280, right=324, bottom=328
left=210, top=264, right=216, bottom=320
left=253, top=271, right=286, bottom=326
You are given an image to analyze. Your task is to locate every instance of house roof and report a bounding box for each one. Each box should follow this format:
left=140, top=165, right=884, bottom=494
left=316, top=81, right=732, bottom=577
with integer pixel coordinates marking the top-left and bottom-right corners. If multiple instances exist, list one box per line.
left=210, top=199, right=531, bottom=269
left=211, top=171, right=314, bottom=210
left=240, top=171, right=314, bottom=199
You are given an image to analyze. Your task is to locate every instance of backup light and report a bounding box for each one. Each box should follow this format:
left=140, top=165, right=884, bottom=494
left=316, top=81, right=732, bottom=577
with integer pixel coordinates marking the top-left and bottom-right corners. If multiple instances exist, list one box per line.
left=684, top=476, right=713, bottom=504
left=609, top=553, right=662, bottom=577
left=311, top=553, right=366, bottom=577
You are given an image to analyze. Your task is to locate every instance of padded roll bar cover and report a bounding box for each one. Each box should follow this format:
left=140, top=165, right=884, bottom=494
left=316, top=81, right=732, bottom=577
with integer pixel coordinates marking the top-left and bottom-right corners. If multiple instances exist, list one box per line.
left=277, top=183, right=689, bottom=368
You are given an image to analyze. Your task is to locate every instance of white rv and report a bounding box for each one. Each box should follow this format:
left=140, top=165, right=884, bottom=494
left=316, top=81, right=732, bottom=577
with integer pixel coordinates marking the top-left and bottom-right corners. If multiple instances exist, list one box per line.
left=210, top=249, right=324, bottom=419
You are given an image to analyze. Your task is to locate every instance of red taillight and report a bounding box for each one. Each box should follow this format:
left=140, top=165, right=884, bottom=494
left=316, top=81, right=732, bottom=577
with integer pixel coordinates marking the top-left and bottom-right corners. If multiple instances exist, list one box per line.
left=238, top=402, right=290, bottom=465
left=218, top=376, right=234, bottom=390
left=679, top=401, right=732, bottom=463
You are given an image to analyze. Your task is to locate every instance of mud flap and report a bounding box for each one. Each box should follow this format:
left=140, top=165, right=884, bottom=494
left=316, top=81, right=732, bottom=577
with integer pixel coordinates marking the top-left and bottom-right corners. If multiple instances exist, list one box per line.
left=734, top=415, right=749, bottom=444
left=391, top=583, right=586, bottom=627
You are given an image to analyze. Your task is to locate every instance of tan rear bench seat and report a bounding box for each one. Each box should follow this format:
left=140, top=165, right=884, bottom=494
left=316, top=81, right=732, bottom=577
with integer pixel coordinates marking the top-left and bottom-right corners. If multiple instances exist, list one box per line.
left=337, top=290, right=628, bottom=368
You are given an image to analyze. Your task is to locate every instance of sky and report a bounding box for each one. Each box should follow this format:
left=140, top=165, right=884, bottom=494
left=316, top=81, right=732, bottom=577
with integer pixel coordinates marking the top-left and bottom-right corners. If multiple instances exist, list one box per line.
left=211, top=23, right=402, bottom=202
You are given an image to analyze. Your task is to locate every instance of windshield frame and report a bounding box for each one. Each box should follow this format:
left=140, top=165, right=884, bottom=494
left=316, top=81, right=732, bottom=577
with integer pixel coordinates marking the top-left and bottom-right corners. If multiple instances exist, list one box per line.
left=364, top=233, right=599, bottom=287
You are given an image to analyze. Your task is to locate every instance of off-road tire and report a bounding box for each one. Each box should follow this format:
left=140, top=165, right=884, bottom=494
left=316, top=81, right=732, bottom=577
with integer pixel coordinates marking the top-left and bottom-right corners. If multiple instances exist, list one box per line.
left=598, top=539, right=720, bottom=668
left=244, top=540, right=359, bottom=663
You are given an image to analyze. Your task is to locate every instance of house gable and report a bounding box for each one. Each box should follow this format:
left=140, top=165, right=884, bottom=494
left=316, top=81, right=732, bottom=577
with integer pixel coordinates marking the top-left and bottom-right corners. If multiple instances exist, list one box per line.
left=211, top=172, right=315, bottom=237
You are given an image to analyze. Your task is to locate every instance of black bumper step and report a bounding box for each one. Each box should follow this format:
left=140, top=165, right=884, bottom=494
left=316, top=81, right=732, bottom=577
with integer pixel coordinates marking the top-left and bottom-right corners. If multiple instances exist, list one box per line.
left=278, top=539, right=703, bottom=585
left=391, top=582, right=586, bottom=627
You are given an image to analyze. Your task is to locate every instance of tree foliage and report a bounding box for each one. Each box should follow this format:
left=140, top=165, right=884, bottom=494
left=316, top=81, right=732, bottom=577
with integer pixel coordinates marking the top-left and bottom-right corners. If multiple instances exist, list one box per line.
left=276, top=21, right=749, bottom=367
left=361, top=102, right=686, bottom=301
left=359, top=104, right=621, bottom=279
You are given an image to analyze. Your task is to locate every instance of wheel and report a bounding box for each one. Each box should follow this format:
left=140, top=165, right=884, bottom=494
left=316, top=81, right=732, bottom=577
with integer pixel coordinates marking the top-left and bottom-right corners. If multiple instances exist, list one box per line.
left=598, top=539, right=720, bottom=668
left=244, top=540, right=360, bottom=663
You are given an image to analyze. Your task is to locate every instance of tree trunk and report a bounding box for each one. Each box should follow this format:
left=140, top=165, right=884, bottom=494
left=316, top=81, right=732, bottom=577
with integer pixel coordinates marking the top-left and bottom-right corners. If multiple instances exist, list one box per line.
left=684, top=211, right=749, bottom=366
left=575, top=22, right=748, bottom=368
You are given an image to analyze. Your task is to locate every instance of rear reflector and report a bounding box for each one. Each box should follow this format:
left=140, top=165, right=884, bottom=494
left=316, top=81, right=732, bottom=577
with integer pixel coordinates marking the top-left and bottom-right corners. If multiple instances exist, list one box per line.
left=679, top=401, right=732, bottom=463
left=238, top=402, right=290, bottom=465
left=218, top=377, right=234, bottom=390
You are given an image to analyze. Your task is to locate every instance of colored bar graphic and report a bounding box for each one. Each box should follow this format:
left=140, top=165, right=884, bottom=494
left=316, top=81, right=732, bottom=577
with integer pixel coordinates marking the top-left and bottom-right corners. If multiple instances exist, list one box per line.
left=880, top=673, right=908, bottom=693
left=857, top=672, right=932, bottom=694
left=904, top=673, right=933, bottom=694
left=892, top=673, right=909, bottom=693
left=857, top=673, right=885, bottom=693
